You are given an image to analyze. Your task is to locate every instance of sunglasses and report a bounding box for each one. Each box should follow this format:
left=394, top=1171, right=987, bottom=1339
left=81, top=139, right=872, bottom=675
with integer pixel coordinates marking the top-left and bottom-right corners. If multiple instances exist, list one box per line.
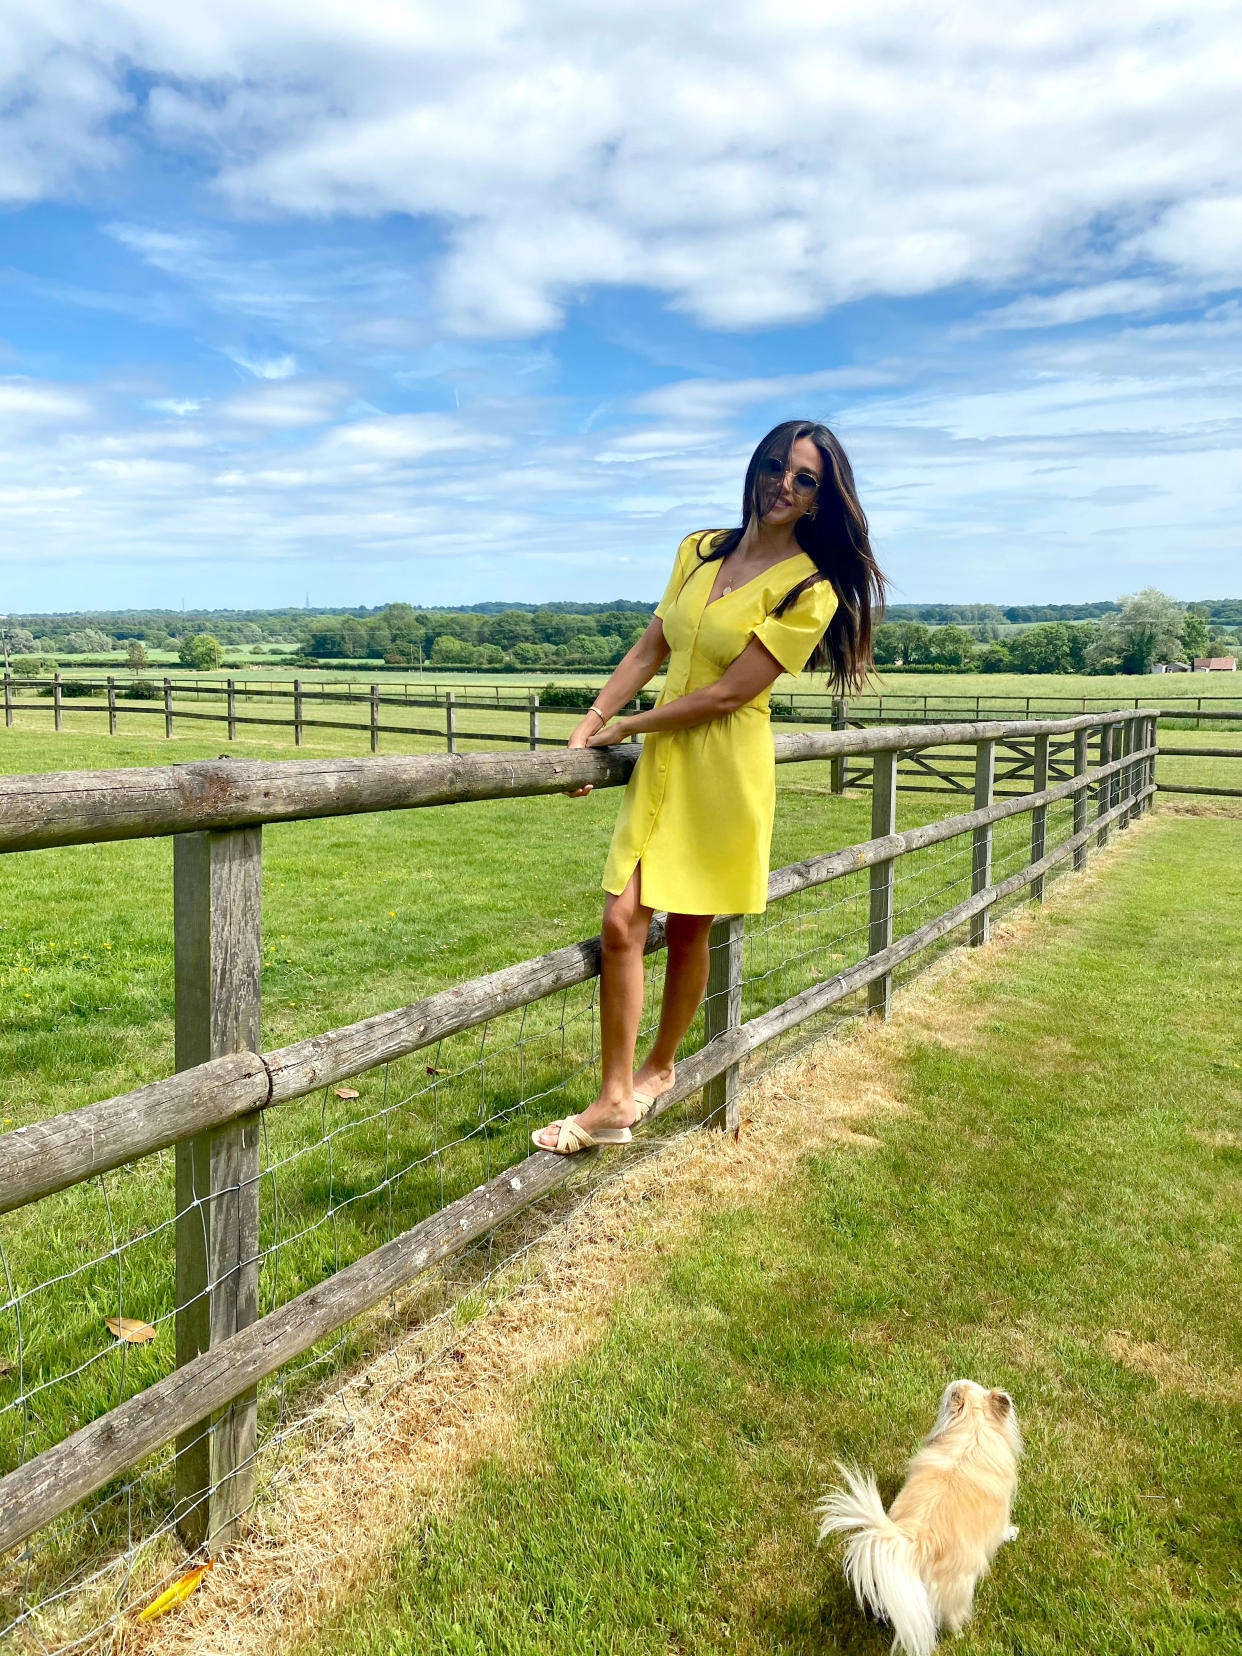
left=758, top=456, right=820, bottom=495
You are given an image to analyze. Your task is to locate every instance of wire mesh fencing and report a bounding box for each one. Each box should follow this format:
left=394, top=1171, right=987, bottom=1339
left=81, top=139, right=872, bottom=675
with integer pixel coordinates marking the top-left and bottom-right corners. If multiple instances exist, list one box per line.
left=0, top=715, right=1156, bottom=1650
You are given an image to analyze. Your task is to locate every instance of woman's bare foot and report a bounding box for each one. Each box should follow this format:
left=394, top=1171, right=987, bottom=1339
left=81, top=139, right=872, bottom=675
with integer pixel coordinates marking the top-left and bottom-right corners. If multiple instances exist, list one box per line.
left=532, top=1089, right=636, bottom=1151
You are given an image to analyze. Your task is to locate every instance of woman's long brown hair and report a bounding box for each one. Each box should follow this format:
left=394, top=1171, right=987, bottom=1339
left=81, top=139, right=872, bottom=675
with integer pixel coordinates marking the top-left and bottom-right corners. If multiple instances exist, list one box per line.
left=694, top=420, right=886, bottom=690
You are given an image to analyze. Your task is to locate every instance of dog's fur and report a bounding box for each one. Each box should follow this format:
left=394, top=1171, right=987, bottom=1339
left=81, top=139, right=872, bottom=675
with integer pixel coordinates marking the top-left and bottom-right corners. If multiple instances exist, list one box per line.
left=816, top=1380, right=1022, bottom=1656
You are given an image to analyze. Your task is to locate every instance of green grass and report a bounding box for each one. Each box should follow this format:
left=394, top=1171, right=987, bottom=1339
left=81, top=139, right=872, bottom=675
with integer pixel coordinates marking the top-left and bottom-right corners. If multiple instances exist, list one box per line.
left=1, top=716, right=948, bottom=1593
left=291, top=811, right=1242, bottom=1656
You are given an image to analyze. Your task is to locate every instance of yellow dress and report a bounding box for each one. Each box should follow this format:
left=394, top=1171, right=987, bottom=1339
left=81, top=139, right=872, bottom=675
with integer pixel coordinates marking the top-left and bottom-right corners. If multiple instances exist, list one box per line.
left=601, top=531, right=840, bottom=915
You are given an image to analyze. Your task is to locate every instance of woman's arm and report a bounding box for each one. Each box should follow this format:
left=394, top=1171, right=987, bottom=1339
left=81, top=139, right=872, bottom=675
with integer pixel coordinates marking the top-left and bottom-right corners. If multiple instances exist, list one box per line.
left=586, top=638, right=786, bottom=745
left=564, top=617, right=671, bottom=795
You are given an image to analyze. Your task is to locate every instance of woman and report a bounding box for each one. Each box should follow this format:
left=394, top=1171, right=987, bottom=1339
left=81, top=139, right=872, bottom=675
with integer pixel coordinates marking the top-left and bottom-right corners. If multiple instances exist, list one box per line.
left=533, top=420, right=884, bottom=1154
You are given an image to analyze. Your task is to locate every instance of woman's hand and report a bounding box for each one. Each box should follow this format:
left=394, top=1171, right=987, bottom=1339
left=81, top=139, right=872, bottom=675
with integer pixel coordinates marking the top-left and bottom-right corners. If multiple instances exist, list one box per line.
left=586, top=719, right=633, bottom=747
left=566, top=714, right=603, bottom=797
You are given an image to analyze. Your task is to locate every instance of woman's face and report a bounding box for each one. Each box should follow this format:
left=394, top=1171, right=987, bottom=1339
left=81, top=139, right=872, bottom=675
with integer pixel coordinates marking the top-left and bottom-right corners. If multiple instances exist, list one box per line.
left=756, top=435, right=824, bottom=526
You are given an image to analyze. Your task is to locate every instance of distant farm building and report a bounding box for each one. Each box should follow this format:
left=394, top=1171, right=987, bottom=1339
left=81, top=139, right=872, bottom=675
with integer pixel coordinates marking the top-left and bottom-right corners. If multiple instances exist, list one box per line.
left=1192, top=656, right=1238, bottom=672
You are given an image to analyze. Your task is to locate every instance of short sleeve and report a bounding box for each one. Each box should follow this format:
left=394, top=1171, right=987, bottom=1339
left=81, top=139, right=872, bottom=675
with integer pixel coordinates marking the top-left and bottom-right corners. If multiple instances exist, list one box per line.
left=753, top=578, right=839, bottom=676
left=655, top=532, right=708, bottom=619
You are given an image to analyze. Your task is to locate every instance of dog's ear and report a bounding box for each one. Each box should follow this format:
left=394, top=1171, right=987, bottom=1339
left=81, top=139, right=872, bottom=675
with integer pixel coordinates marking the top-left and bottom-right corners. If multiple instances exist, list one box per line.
left=988, top=1388, right=1013, bottom=1419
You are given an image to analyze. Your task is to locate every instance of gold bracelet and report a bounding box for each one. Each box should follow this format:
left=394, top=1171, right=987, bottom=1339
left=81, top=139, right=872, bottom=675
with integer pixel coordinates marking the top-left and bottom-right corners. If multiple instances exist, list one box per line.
left=588, top=704, right=608, bottom=723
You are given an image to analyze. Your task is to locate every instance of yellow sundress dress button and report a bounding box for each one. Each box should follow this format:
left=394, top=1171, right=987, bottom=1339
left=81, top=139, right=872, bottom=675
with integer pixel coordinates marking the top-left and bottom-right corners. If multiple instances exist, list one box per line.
left=601, top=531, right=839, bottom=915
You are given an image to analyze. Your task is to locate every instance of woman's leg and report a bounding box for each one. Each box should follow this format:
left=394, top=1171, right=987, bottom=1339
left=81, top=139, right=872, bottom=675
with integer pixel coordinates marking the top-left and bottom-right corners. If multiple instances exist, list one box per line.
left=533, top=863, right=652, bottom=1148
left=634, top=911, right=714, bottom=1105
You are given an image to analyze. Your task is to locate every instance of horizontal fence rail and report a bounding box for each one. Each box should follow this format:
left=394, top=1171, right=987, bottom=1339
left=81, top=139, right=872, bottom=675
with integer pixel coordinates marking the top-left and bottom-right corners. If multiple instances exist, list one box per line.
left=5, top=672, right=1238, bottom=800
left=0, top=710, right=1159, bottom=1644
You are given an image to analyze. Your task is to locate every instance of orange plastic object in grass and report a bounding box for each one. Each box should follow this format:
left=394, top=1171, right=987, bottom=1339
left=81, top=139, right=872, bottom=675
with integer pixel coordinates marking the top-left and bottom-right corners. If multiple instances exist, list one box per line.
left=135, top=1561, right=214, bottom=1621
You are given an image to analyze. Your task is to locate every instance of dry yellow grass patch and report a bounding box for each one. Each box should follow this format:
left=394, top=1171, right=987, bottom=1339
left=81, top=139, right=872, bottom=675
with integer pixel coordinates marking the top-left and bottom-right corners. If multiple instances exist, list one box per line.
left=1106, top=1333, right=1242, bottom=1406
left=114, top=827, right=1152, bottom=1656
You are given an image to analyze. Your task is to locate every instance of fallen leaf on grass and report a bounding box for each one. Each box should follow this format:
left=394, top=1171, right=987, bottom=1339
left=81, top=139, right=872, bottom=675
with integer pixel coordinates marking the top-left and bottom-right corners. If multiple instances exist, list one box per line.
left=106, top=1316, right=156, bottom=1343
left=334, top=1086, right=360, bottom=1100
left=136, top=1561, right=213, bottom=1621
left=426, top=1065, right=450, bottom=1076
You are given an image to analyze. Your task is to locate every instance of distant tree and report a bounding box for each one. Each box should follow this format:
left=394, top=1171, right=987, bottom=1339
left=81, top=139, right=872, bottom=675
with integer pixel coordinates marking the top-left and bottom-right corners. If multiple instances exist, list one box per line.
left=482, top=611, right=535, bottom=649
left=3, top=627, right=35, bottom=655
left=178, top=633, right=223, bottom=670
left=12, top=654, right=57, bottom=676
left=64, top=628, right=111, bottom=654
left=429, top=634, right=473, bottom=664
left=1090, top=589, right=1185, bottom=675
left=511, top=640, right=548, bottom=666
left=125, top=640, right=150, bottom=671
left=927, top=625, right=978, bottom=668
left=1009, top=622, right=1074, bottom=675
left=979, top=642, right=1012, bottom=673
left=1180, top=606, right=1210, bottom=662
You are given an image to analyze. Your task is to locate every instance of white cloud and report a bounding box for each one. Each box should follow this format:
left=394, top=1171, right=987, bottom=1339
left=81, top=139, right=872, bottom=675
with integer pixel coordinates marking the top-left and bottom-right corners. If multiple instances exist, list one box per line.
left=0, top=378, right=92, bottom=421
left=4, top=2, right=1241, bottom=335
left=217, top=379, right=348, bottom=426
left=224, top=347, right=299, bottom=379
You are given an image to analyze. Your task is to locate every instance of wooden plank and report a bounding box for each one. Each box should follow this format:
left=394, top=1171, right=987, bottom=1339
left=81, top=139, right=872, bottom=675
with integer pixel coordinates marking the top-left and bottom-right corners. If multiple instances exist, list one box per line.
left=294, top=679, right=304, bottom=747
left=227, top=679, right=237, bottom=743
left=0, top=716, right=1157, bottom=854
left=1096, top=722, right=1113, bottom=846
left=164, top=677, right=174, bottom=739
left=370, top=684, right=380, bottom=753
left=446, top=688, right=457, bottom=754
left=529, top=691, right=539, bottom=752
left=0, top=1054, right=269, bottom=1215
left=1072, top=727, right=1090, bottom=871
left=173, top=828, right=263, bottom=1550
left=3, top=672, right=10, bottom=727
left=969, top=739, right=995, bottom=946
left=53, top=673, right=63, bottom=732
left=1030, top=732, right=1050, bottom=901
left=830, top=697, right=849, bottom=792
left=107, top=676, right=117, bottom=736
left=700, top=915, right=745, bottom=1130
left=867, top=748, right=897, bottom=1017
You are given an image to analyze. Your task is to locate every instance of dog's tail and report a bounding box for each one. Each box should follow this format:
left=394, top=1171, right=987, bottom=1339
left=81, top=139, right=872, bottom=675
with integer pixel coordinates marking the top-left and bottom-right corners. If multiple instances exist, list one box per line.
left=815, top=1462, right=937, bottom=1656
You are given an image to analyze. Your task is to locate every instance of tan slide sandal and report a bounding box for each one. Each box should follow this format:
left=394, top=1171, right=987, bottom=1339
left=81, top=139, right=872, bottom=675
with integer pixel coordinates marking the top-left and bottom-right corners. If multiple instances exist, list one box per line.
left=632, top=1090, right=660, bottom=1125
left=531, top=1114, right=633, bottom=1155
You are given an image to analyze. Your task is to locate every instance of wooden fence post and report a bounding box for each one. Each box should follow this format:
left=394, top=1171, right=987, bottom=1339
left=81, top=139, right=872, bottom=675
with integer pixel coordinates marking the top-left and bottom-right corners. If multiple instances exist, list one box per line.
left=174, top=828, right=262, bottom=1550
left=445, top=689, right=457, bottom=754
left=1030, top=732, right=1050, bottom=901
left=4, top=671, right=13, bottom=727
left=528, top=691, right=540, bottom=751
left=164, top=677, right=174, bottom=740
left=1096, top=721, right=1113, bottom=846
left=294, top=679, right=304, bottom=748
left=370, top=685, right=380, bottom=754
left=1144, top=714, right=1157, bottom=813
left=227, top=678, right=237, bottom=744
left=867, top=748, right=898, bottom=1017
left=53, top=673, right=63, bottom=732
left=969, top=737, right=995, bottom=946
left=107, top=675, right=117, bottom=736
left=830, top=696, right=849, bottom=793
left=701, top=914, right=745, bottom=1131
left=1072, top=726, right=1090, bottom=870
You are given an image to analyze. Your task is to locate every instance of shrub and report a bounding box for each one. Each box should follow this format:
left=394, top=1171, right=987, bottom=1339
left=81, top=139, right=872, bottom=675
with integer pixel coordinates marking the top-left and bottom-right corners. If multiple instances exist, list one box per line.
left=10, top=655, right=57, bottom=677
left=123, top=678, right=161, bottom=700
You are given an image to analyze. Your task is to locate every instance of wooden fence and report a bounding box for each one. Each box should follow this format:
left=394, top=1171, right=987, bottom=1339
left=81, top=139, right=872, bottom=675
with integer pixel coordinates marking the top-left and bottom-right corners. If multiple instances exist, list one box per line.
left=3, top=671, right=1237, bottom=800
left=0, top=707, right=1159, bottom=1634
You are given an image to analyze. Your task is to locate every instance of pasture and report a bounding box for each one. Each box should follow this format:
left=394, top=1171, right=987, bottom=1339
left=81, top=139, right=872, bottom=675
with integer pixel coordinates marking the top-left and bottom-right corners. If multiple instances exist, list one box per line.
left=276, top=811, right=1240, bottom=1656
left=0, top=713, right=1236, bottom=1653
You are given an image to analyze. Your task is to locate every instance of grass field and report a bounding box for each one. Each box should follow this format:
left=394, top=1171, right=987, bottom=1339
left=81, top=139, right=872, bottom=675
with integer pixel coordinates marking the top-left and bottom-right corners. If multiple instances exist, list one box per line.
left=0, top=710, right=1228, bottom=1644
left=2, top=712, right=1006, bottom=1631
left=277, top=810, right=1242, bottom=1656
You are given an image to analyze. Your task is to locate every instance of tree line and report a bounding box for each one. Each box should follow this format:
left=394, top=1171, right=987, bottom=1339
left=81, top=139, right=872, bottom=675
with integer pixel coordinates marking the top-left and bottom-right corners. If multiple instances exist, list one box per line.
left=2, top=591, right=1237, bottom=677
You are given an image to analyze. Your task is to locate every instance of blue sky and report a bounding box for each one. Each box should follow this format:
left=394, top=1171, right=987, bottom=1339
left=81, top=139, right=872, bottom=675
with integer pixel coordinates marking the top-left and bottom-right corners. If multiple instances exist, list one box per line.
left=1, top=2, right=1240, bottom=612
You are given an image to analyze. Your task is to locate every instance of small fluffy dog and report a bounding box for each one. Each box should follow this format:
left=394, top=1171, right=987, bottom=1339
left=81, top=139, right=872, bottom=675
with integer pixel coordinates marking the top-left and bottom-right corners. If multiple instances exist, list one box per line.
left=816, top=1380, right=1022, bottom=1656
